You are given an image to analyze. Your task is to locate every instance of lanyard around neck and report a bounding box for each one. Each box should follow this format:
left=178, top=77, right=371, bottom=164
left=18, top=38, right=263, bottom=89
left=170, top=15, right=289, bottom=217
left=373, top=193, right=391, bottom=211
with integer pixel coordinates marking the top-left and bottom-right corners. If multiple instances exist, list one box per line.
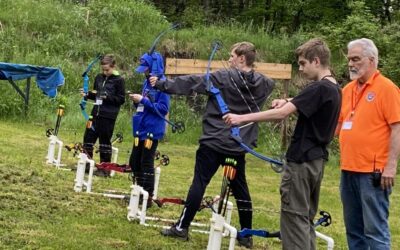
left=351, top=83, right=368, bottom=117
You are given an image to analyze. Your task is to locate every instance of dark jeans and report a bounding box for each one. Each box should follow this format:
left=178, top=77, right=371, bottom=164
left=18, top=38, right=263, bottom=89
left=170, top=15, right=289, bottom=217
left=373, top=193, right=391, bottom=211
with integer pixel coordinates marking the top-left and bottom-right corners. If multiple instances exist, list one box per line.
left=83, top=116, right=116, bottom=163
left=129, top=139, right=159, bottom=197
left=340, top=171, right=391, bottom=250
left=176, top=144, right=252, bottom=230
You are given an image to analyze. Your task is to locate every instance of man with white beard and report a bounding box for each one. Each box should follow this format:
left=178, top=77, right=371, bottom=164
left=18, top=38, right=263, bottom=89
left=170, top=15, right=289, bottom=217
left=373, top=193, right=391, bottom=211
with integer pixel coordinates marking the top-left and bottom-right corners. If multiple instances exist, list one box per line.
left=337, top=38, right=400, bottom=250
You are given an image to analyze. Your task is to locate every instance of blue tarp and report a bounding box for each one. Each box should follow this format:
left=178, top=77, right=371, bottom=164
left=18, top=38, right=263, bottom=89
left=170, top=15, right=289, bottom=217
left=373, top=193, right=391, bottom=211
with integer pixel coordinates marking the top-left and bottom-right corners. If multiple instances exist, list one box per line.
left=0, top=62, right=65, bottom=98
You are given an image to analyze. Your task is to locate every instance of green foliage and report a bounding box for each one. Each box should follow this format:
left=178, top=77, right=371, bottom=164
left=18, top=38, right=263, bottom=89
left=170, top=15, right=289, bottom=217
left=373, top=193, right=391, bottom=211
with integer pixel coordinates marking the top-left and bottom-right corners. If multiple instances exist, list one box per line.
left=152, top=0, right=352, bottom=34
left=378, top=23, right=400, bottom=83
left=0, top=0, right=299, bottom=151
left=180, top=5, right=207, bottom=28
left=0, top=0, right=168, bottom=117
left=0, top=0, right=168, bottom=73
left=4, top=0, right=399, bottom=151
left=319, top=0, right=400, bottom=85
left=148, top=0, right=400, bottom=87
left=321, top=1, right=379, bottom=52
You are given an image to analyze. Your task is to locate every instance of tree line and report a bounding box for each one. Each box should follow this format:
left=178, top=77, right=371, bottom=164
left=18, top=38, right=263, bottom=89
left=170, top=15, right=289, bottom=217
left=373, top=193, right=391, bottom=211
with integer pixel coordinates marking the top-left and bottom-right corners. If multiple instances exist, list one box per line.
left=150, top=0, right=400, bottom=33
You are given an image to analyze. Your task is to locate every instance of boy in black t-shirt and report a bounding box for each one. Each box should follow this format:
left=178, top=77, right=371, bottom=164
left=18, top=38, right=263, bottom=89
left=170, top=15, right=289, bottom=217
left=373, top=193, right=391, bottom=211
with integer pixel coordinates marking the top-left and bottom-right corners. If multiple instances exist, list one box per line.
left=224, top=38, right=341, bottom=250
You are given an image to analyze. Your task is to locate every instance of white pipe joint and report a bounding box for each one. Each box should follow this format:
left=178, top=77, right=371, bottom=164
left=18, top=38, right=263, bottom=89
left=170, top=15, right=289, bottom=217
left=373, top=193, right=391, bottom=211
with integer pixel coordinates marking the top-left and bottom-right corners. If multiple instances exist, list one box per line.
left=316, top=231, right=335, bottom=250
left=46, top=135, right=64, bottom=168
left=153, top=166, right=161, bottom=200
left=73, top=153, right=95, bottom=193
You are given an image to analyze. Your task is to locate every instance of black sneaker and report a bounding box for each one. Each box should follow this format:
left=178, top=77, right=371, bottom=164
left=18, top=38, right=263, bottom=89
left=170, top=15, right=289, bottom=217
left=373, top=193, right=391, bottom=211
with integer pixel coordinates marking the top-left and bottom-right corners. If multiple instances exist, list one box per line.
left=237, top=235, right=253, bottom=249
left=93, top=169, right=110, bottom=177
left=146, top=198, right=153, bottom=208
left=161, top=225, right=189, bottom=241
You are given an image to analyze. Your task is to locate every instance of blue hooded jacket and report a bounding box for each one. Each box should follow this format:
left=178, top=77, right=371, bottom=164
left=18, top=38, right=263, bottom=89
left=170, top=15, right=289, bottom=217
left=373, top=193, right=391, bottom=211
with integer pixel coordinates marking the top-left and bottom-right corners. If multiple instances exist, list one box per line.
left=132, top=52, right=170, bottom=140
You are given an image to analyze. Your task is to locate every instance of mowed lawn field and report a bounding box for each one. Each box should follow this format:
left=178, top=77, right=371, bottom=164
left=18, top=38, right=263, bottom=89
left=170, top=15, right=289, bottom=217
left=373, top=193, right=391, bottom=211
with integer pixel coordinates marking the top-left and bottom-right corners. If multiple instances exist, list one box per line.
left=0, top=119, right=399, bottom=249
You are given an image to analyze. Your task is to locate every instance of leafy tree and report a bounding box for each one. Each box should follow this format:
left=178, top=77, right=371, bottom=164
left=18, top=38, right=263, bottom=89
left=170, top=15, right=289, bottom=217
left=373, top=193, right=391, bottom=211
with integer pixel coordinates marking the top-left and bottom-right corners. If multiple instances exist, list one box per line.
left=149, top=0, right=350, bottom=33
left=319, top=1, right=381, bottom=83
left=379, top=23, right=400, bottom=84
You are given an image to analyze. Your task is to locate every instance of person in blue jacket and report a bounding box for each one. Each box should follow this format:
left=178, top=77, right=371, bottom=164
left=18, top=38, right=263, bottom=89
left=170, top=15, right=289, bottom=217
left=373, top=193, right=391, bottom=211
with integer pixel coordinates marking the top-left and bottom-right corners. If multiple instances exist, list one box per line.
left=129, top=52, right=170, bottom=207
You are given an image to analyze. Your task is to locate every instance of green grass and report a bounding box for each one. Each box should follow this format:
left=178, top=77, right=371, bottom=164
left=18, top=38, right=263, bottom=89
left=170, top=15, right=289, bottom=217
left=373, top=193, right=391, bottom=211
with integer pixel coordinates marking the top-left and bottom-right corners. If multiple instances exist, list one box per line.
left=0, top=119, right=399, bottom=250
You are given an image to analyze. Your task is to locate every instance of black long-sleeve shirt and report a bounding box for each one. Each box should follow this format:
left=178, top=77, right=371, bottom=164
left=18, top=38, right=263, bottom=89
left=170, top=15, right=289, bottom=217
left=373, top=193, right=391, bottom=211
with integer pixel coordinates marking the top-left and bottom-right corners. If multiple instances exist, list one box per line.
left=87, top=72, right=126, bottom=120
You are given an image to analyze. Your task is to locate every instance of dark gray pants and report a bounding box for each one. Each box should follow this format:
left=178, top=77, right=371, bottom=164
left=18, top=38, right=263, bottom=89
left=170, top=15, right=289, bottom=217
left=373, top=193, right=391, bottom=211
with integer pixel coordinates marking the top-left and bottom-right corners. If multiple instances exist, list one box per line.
left=280, top=158, right=325, bottom=250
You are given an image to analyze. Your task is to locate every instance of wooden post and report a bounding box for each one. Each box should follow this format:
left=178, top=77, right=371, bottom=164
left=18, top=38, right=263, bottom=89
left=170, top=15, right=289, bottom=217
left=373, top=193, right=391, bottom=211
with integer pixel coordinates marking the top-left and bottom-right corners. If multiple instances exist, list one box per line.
left=7, top=77, right=31, bottom=116
left=281, top=79, right=289, bottom=152
left=25, top=77, right=31, bottom=116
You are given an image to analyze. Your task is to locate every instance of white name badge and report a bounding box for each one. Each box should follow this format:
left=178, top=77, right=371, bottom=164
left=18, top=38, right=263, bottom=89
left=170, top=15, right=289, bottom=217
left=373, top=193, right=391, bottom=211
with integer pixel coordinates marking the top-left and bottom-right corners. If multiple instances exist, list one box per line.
left=95, top=98, right=103, bottom=105
left=342, top=121, right=353, bottom=130
left=137, top=104, right=144, bottom=112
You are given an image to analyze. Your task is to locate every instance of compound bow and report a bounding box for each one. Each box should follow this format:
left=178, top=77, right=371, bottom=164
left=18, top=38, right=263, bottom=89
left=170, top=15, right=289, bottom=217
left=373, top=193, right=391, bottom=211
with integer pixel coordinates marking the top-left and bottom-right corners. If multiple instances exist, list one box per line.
left=204, top=41, right=283, bottom=173
left=140, top=23, right=185, bottom=134
left=80, top=54, right=103, bottom=130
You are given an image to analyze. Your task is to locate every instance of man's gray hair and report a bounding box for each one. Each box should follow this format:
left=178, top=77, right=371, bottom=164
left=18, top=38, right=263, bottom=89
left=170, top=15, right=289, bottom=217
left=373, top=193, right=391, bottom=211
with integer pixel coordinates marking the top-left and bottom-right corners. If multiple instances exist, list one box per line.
left=347, top=38, right=379, bottom=67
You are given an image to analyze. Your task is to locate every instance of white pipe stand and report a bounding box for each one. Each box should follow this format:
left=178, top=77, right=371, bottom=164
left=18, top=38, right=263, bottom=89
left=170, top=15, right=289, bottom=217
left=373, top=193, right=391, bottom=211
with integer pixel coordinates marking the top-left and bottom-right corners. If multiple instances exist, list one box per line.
left=46, top=135, right=64, bottom=168
left=127, top=188, right=234, bottom=237
left=73, top=153, right=95, bottom=192
left=76, top=146, right=120, bottom=193
left=127, top=184, right=149, bottom=224
left=109, top=146, right=119, bottom=177
left=126, top=184, right=209, bottom=229
left=207, top=212, right=237, bottom=250
left=72, top=146, right=155, bottom=202
left=87, top=145, right=161, bottom=199
left=206, top=199, right=236, bottom=250
left=220, top=201, right=234, bottom=236
left=153, top=166, right=161, bottom=200
left=316, top=231, right=335, bottom=250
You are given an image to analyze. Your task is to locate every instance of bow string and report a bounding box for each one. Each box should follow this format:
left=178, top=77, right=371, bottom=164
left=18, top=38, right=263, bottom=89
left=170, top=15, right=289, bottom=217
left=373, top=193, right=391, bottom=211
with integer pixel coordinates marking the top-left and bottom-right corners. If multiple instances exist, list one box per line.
left=204, top=41, right=283, bottom=173
left=80, top=54, right=103, bottom=130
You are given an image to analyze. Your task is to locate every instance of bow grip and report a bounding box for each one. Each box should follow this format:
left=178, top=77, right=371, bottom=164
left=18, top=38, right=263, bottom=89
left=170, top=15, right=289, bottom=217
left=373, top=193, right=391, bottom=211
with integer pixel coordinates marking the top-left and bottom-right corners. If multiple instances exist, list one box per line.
left=83, top=75, right=89, bottom=93
left=208, top=86, right=229, bottom=114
